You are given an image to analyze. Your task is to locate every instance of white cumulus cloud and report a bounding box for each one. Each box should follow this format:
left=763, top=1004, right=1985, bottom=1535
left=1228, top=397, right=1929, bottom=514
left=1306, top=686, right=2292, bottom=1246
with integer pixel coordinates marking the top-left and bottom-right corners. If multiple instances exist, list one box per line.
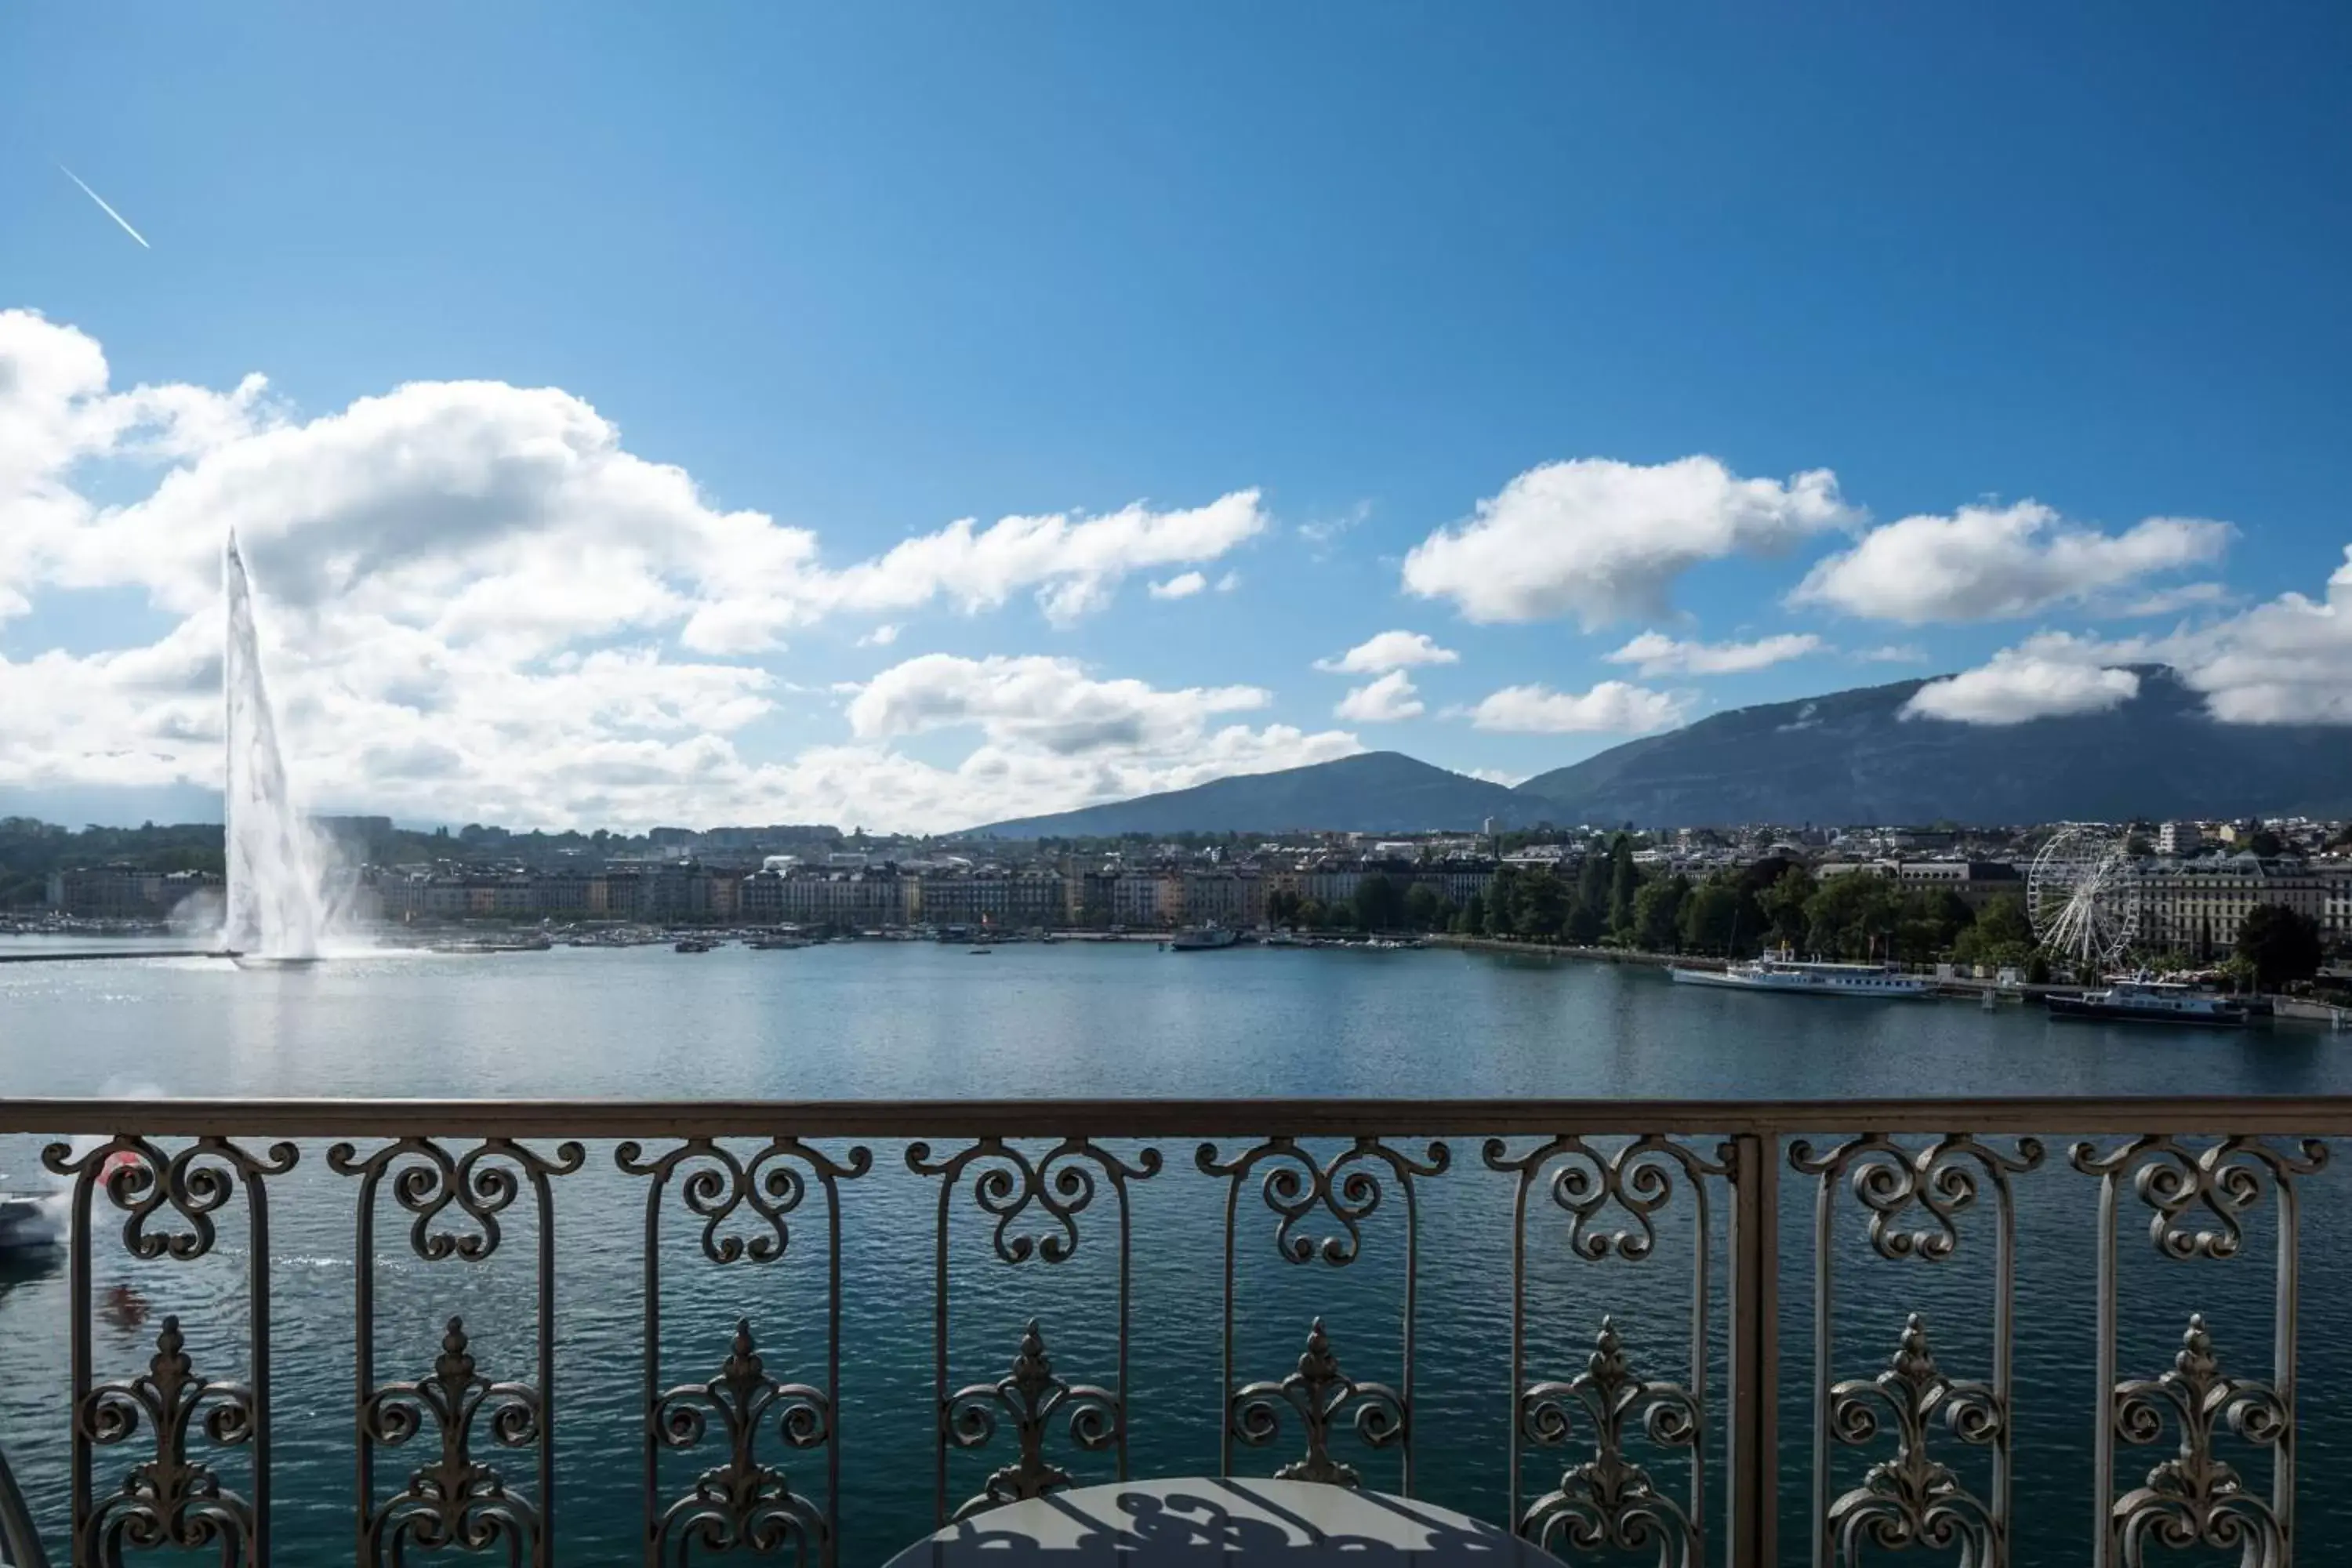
left=1891, top=543, right=2352, bottom=728
left=1791, top=501, right=2231, bottom=624
left=846, top=654, right=1269, bottom=752
left=1605, top=630, right=1824, bottom=677
left=1149, top=571, right=1208, bottom=600
left=2151, top=546, right=2352, bottom=724
left=1402, top=456, right=1852, bottom=627
left=0, top=310, right=1312, bottom=831
left=1314, top=630, right=1460, bottom=674
left=1465, top=681, right=1688, bottom=735
left=1900, top=639, right=2142, bottom=724
left=1334, top=670, right=1424, bottom=723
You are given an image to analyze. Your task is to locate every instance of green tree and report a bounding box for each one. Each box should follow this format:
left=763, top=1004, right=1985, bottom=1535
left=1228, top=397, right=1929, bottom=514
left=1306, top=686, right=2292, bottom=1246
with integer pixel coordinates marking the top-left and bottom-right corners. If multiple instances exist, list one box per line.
left=1758, top=866, right=1816, bottom=949
left=2237, top=905, right=2323, bottom=992
left=1296, top=898, right=1327, bottom=931
left=1486, top=866, right=1520, bottom=938
left=1354, top=873, right=1406, bottom=932
left=1632, top=873, right=1690, bottom=952
left=1952, top=892, right=2034, bottom=968
left=1568, top=852, right=1610, bottom=945
left=1516, top=867, right=1570, bottom=942
left=1803, top=873, right=1902, bottom=960
left=2248, top=829, right=2285, bottom=858
left=1460, top=891, right=1487, bottom=937
left=1679, top=877, right=1744, bottom=954
left=1606, top=834, right=1641, bottom=941
left=1891, top=888, right=1973, bottom=964
left=1402, top=883, right=1448, bottom=931
left=1265, top=889, right=1302, bottom=927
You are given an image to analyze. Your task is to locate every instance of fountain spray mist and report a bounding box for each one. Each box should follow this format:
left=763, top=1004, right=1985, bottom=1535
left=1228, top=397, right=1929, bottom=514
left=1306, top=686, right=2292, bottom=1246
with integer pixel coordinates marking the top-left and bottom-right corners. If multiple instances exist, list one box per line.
left=222, top=531, right=329, bottom=960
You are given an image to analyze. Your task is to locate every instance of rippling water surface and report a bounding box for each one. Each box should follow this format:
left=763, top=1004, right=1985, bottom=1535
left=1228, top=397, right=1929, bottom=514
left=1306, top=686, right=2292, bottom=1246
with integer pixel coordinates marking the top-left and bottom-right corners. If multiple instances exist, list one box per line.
left=2, top=938, right=2346, bottom=1563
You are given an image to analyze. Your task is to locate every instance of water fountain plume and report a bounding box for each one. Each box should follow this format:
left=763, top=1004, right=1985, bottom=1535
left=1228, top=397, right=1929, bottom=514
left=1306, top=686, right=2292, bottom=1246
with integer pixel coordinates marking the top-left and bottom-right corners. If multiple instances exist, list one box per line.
left=222, top=531, right=329, bottom=964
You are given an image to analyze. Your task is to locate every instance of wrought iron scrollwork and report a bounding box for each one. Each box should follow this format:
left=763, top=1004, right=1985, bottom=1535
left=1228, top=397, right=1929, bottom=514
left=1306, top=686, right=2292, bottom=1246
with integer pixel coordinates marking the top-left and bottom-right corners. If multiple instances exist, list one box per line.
left=1791, top=1133, right=2044, bottom=1262
left=1482, top=1134, right=1725, bottom=1262
left=2111, top=1316, right=2287, bottom=1566
left=620, top=1136, right=868, bottom=1565
left=78, top=1316, right=255, bottom=1564
left=2069, top=1135, right=2327, bottom=1261
left=332, top=1137, right=580, bottom=1568
left=327, top=1136, right=586, bottom=1263
left=2074, top=1134, right=2320, bottom=1567
left=1196, top=1134, right=1448, bottom=1265
left=42, top=1135, right=299, bottom=1264
left=910, top=1136, right=1158, bottom=1526
left=1484, top=1134, right=1725, bottom=1545
left=906, top=1136, right=1160, bottom=1264
left=1518, top=1317, right=1698, bottom=1563
left=1229, top=1318, right=1403, bottom=1488
left=1828, top=1315, right=2002, bottom=1566
left=619, top=1136, right=872, bottom=1266
left=1199, top=1135, right=1444, bottom=1496
left=42, top=1134, right=295, bottom=1566
left=652, top=1319, right=829, bottom=1561
left=361, top=1317, right=540, bottom=1560
left=942, top=1320, right=1118, bottom=1519
left=1791, top=1134, right=2038, bottom=1568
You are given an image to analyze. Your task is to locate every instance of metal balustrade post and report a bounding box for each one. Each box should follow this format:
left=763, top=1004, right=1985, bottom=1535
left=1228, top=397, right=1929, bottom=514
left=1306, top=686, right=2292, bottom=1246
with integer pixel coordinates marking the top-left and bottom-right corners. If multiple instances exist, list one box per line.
left=0, top=1436, right=46, bottom=1568
left=1728, top=1131, right=1780, bottom=1568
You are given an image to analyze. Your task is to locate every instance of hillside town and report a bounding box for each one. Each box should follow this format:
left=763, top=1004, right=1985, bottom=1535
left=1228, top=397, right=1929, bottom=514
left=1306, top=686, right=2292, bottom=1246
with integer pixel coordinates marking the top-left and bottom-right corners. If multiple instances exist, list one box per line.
left=11, top=811, right=2352, bottom=978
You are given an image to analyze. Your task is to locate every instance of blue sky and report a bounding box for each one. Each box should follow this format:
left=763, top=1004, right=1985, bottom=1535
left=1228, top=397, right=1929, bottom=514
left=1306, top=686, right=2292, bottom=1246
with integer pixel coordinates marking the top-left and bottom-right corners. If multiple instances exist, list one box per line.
left=3, top=4, right=2349, bottom=830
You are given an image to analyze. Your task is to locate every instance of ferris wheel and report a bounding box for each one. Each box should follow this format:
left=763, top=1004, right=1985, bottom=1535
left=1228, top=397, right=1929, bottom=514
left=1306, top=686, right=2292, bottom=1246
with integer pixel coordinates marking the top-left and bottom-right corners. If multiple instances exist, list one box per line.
left=2027, top=826, right=2142, bottom=971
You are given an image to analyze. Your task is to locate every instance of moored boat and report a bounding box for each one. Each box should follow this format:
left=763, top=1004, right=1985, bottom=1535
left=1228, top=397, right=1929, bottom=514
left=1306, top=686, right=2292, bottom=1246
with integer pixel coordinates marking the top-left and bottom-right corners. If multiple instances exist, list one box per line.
left=1168, top=925, right=1240, bottom=952
left=2044, top=975, right=2248, bottom=1028
left=1668, top=953, right=1929, bottom=998
left=0, top=1194, right=58, bottom=1252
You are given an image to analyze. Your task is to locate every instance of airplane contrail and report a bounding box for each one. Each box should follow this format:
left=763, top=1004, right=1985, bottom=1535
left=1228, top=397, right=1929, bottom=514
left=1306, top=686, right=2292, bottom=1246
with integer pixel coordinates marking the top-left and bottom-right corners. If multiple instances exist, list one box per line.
left=58, top=165, right=151, bottom=249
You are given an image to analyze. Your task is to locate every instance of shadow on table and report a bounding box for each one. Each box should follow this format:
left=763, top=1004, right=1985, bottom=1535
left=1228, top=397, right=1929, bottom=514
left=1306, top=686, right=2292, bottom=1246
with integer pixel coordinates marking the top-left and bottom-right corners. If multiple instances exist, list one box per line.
left=898, top=1479, right=1537, bottom=1564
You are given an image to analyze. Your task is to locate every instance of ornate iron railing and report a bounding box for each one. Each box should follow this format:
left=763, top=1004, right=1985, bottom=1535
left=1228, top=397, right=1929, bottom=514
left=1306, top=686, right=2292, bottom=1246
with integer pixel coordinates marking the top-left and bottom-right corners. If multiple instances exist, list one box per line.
left=0, top=1095, right=2341, bottom=1566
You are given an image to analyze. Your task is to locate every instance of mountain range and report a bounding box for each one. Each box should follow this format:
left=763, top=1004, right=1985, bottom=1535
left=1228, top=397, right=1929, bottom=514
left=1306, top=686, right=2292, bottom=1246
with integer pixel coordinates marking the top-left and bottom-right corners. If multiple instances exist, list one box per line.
left=969, top=666, right=2352, bottom=836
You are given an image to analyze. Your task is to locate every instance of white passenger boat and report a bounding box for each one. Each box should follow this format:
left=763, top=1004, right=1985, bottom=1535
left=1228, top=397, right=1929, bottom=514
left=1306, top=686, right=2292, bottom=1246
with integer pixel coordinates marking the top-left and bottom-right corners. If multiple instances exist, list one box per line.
left=1168, top=925, right=1240, bottom=951
left=1668, top=953, right=1930, bottom=998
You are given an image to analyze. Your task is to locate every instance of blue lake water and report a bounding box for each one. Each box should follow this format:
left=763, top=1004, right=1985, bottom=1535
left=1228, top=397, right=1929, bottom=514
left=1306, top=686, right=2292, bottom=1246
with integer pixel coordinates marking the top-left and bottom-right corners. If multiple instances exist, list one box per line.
left=1, top=938, right=2346, bottom=1563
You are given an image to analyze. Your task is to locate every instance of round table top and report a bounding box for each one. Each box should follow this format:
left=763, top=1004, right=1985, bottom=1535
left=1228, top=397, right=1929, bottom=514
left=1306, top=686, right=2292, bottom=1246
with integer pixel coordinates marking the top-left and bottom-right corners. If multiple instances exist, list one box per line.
left=882, top=1478, right=1562, bottom=1567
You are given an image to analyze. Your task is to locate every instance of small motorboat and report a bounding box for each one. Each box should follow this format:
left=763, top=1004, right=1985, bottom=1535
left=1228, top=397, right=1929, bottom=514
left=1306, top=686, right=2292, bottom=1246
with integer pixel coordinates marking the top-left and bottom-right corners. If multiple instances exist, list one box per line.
left=0, top=1194, right=60, bottom=1253
left=227, top=953, right=324, bottom=970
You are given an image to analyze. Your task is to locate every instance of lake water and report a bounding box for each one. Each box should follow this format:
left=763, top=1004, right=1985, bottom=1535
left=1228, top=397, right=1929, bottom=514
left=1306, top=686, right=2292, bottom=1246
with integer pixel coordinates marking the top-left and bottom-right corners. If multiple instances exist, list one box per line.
left=1, top=938, right=2346, bottom=1563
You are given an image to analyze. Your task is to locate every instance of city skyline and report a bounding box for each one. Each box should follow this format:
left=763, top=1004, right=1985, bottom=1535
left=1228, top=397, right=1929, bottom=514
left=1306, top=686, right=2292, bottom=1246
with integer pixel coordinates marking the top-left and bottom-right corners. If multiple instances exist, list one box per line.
left=5, top=5, right=2350, bottom=833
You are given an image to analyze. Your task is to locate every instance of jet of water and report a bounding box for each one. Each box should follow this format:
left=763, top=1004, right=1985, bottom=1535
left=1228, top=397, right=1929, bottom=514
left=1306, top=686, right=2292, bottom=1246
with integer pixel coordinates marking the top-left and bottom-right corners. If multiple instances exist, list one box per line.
left=223, top=532, right=329, bottom=960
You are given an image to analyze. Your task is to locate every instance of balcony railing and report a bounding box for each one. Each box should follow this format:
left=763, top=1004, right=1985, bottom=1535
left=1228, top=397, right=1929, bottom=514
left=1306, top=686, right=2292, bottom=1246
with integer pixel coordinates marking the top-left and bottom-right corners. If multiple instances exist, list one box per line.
left=0, top=1096, right=2341, bottom=1566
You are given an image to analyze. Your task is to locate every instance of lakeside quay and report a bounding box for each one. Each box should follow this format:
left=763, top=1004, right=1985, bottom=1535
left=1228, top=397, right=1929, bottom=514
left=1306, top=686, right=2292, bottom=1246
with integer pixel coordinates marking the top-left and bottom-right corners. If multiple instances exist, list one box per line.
left=1425, top=932, right=2104, bottom=1004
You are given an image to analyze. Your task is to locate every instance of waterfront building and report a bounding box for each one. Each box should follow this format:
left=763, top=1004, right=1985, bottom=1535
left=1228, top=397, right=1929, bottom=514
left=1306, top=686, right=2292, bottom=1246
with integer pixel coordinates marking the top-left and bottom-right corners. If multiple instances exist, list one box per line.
left=43, top=864, right=223, bottom=919
left=1889, top=859, right=2024, bottom=910
left=1181, top=869, right=1264, bottom=928
left=763, top=869, right=907, bottom=927
left=45, top=864, right=168, bottom=916
left=1109, top=870, right=1180, bottom=927
left=909, top=870, right=1065, bottom=929
left=2136, top=854, right=2336, bottom=956
left=2157, top=820, right=2203, bottom=855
